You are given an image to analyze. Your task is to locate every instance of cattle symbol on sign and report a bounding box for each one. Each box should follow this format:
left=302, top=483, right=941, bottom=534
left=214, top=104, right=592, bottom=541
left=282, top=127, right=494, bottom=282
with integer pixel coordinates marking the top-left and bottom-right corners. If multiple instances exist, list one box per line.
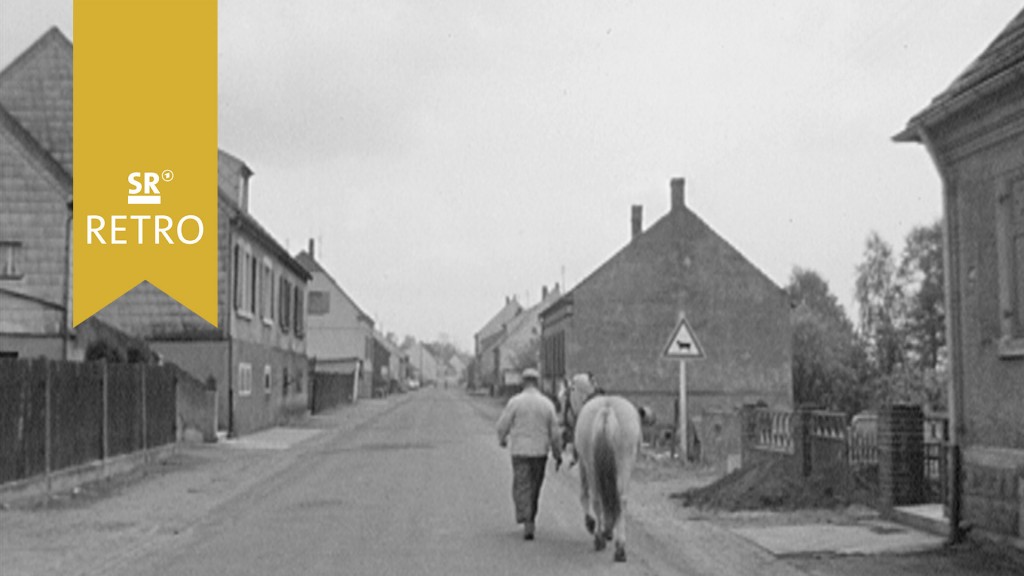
left=662, top=316, right=705, bottom=359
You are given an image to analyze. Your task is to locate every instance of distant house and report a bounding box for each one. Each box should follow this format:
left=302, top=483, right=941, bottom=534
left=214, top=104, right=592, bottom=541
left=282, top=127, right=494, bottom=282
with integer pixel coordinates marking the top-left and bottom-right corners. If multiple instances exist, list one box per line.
left=484, top=285, right=562, bottom=395
left=896, top=9, right=1024, bottom=541
left=540, top=179, right=793, bottom=448
left=474, top=296, right=523, bottom=391
left=99, top=149, right=312, bottom=437
left=376, top=333, right=408, bottom=389
left=405, top=341, right=439, bottom=386
left=295, top=242, right=375, bottom=400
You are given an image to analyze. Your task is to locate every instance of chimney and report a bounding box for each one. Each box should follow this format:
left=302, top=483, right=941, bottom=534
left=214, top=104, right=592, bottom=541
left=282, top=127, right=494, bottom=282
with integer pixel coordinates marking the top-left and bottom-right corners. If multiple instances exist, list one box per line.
left=542, top=285, right=549, bottom=300
left=631, top=205, right=643, bottom=239
left=308, top=238, right=315, bottom=258
left=671, top=177, right=686, bottom=212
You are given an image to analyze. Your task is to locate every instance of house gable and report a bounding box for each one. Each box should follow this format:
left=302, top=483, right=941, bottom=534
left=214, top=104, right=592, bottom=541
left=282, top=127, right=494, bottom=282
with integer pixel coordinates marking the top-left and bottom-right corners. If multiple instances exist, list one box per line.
left=0, top=103, right=72, bottom=332
left=547, top=190, right=792, bottom=425
left=0, top=27, right=74, bottom=175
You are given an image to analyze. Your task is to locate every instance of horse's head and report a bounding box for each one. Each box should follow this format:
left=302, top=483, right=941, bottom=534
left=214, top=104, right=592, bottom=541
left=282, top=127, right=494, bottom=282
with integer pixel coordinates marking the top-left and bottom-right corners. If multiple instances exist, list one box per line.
left=567, top=372, right=597, bottom=416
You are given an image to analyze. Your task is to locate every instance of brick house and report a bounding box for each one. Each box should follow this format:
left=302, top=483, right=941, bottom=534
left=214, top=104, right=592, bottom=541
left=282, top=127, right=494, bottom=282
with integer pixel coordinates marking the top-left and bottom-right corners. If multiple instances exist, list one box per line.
left=99, top=149, right=312, bottom=437
left=295, top=243, right=376, bottom=399
left=0, top=28, right=150, bottom=361
left=540, top=179, right=793, bottom=449
left=896, top=9, right=1024, bottom=540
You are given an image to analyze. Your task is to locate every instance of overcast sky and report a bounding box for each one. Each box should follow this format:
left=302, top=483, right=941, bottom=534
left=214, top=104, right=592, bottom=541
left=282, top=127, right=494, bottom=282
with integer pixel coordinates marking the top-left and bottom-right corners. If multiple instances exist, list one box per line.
left=3, top=1, right=1022, bottom=350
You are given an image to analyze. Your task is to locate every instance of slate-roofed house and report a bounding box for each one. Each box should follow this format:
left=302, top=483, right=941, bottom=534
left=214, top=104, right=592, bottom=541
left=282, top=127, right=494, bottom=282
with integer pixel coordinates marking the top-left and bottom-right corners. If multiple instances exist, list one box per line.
left=99, top=149, right=312, bottom=437
left=474, top=296, right=523, bottom=391
left=295, top=242, right=376, bottom=399
left=0, top=27, right=141, bottom=361
left=1, top=28, right=310, bottom=437
left=540, top=179, right=793, bottom=450
left=896, top=8, right=1024, bottom=541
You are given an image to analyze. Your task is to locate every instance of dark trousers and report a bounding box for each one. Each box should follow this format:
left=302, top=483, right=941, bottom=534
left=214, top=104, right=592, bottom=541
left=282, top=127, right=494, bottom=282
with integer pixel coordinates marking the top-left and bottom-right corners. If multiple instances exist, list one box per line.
left=511, top=456, right=547, bottom=524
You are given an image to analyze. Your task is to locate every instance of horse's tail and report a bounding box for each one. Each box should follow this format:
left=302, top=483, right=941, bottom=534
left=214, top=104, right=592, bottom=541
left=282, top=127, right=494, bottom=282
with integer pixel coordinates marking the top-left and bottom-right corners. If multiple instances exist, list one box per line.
left=593, top=408, right=620, bottom=532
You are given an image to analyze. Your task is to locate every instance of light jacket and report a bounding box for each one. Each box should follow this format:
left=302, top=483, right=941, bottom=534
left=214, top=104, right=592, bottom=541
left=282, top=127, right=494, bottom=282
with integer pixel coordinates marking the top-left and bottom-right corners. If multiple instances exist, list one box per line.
left=496, top=386, right=562, bottom=458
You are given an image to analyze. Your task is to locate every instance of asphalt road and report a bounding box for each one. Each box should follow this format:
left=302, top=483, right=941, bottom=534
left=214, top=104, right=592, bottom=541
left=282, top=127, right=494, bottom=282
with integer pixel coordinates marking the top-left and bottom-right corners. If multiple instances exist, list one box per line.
left=131, top=388, right=676, bottom=576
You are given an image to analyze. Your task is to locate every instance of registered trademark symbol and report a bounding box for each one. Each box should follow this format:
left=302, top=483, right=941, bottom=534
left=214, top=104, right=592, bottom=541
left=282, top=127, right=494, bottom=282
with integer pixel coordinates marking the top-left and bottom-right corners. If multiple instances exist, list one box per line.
left=161, top=170, right=174, bottom=182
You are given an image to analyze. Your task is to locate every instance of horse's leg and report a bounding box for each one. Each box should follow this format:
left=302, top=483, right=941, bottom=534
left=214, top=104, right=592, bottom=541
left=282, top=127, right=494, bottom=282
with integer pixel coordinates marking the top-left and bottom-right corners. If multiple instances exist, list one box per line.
left=590, top=482, right=606, bottom=551
left=589, top=473, right=602, bottom=549
left=579, top=464, right=595, bottom=534
left=613, top=494, right=627, bottom=562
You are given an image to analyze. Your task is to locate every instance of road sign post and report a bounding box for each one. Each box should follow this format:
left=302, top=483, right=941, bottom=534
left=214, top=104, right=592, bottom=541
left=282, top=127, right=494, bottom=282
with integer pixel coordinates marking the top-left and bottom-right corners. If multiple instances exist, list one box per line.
left=662, top=314, right=705, bottom=462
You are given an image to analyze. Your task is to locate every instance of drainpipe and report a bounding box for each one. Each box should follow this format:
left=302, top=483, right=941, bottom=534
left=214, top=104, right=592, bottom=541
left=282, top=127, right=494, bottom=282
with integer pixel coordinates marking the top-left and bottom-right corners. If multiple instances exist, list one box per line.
left=917, top=125, right=965, bottom=544
left=226, top=215, right=237, bottom=438
left=62, top=200, right=73, bottom=361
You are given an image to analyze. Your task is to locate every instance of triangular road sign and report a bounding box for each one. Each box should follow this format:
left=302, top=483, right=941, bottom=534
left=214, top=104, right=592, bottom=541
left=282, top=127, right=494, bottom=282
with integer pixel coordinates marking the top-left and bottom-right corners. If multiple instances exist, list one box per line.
left=663, top=316, right=705, bottom=359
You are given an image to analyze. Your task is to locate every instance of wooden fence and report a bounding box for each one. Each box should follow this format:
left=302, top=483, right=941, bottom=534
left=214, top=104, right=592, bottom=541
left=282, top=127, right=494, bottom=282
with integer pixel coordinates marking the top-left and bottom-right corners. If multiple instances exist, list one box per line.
left=0, top=358, right=177, bottom=486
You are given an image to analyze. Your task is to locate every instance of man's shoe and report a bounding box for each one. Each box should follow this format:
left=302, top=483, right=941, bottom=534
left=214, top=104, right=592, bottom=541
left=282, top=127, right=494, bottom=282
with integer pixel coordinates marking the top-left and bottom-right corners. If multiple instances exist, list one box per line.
left=524, top=521, right=535, bottom=540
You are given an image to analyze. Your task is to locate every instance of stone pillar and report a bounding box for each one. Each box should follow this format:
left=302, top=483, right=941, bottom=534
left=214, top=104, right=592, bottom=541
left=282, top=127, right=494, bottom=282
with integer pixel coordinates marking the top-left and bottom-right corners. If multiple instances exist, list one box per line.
left=879, top=405, right=925, bottom=508
left=792, top=407, right=813, bottom=478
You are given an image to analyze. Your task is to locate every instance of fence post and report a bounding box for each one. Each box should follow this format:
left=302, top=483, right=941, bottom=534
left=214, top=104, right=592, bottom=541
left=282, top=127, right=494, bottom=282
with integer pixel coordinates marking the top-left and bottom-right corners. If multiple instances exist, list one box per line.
left=20, top=366, right=30, bottom=483
left=43, top=359, right=52, bottom=498
left=101, top=360, right=109, bottom=475
left=140, top=364, right=148, bottom=461
left=739, top=404, right=755, bottom=469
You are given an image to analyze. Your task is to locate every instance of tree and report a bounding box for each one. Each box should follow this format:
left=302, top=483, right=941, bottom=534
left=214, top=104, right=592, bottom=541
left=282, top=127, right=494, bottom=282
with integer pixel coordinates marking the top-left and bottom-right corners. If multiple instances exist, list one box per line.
left=851, top=226, right=948, bottom=412
left=897, top=220, right=945, bottom=371
left=787, top=268, right=870, bottom=414
left=400, top=334, right=417, bottom=350
left=506, top=336, right=540, bottom=372
left=855, top=231, right=905, bottom=376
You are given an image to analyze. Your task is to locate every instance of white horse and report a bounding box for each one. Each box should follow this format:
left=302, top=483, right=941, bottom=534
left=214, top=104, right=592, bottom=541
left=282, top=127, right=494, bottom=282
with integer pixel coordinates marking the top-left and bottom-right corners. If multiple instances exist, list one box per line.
left=561, top=373, right=643, bottom=562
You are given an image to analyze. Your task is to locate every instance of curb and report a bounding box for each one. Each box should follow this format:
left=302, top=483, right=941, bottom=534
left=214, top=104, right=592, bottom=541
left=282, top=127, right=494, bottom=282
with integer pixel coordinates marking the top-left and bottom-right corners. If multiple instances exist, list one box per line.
left=0, top=443, right=177, bottom=507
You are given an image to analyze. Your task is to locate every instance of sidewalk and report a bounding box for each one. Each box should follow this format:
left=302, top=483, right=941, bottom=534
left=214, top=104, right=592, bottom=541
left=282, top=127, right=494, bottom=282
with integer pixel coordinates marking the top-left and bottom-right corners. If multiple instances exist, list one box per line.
left=626, top=444, right=1024, bottom=576
left=465, top=391, right=1024, bottom=576
left=0, top=395, right=406, bottom=576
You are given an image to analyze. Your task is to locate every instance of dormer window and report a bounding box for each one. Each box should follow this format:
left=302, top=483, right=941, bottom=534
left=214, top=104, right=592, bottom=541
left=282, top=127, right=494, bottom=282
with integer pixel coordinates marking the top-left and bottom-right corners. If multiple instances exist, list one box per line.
left=238, top=173, right=250, bottom=212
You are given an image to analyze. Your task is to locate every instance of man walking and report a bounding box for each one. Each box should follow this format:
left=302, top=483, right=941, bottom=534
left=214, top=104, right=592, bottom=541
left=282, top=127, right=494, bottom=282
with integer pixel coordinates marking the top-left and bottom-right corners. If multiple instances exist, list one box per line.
left=496, top=368, right=562, bottom=540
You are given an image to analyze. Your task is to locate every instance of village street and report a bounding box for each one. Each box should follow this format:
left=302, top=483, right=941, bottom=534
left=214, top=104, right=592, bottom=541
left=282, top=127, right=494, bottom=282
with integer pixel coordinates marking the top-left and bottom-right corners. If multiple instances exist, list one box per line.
left=0, top=388, right=812, bottom=576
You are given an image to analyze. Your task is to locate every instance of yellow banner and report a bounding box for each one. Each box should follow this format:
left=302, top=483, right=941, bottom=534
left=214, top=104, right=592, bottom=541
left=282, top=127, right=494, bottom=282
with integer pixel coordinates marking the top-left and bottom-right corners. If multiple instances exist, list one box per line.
left=74, top=0, right=217, bottom=326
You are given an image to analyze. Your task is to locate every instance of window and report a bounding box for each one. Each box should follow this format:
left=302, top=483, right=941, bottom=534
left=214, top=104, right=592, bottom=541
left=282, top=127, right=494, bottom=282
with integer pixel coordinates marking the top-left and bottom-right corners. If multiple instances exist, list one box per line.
left=261, top=260, right=274, bottom=324
left=264, top=365, right=272, bottom=395
left=249, top=252, right=258, bottom=316
left=294, top=285, right=305, bottom=337
left=233, top=244, right=242, bottom=310
left=279, top=276, right=292, bottom=333
left=238, top=363, right=252, bottom=397
left=234, top=243, right=254, bottom=318
left=0, top=241, right=23, bottom=279
left=308, top=290, right=330, bottom=315
left=997, top=175, right=1024, bottom=357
